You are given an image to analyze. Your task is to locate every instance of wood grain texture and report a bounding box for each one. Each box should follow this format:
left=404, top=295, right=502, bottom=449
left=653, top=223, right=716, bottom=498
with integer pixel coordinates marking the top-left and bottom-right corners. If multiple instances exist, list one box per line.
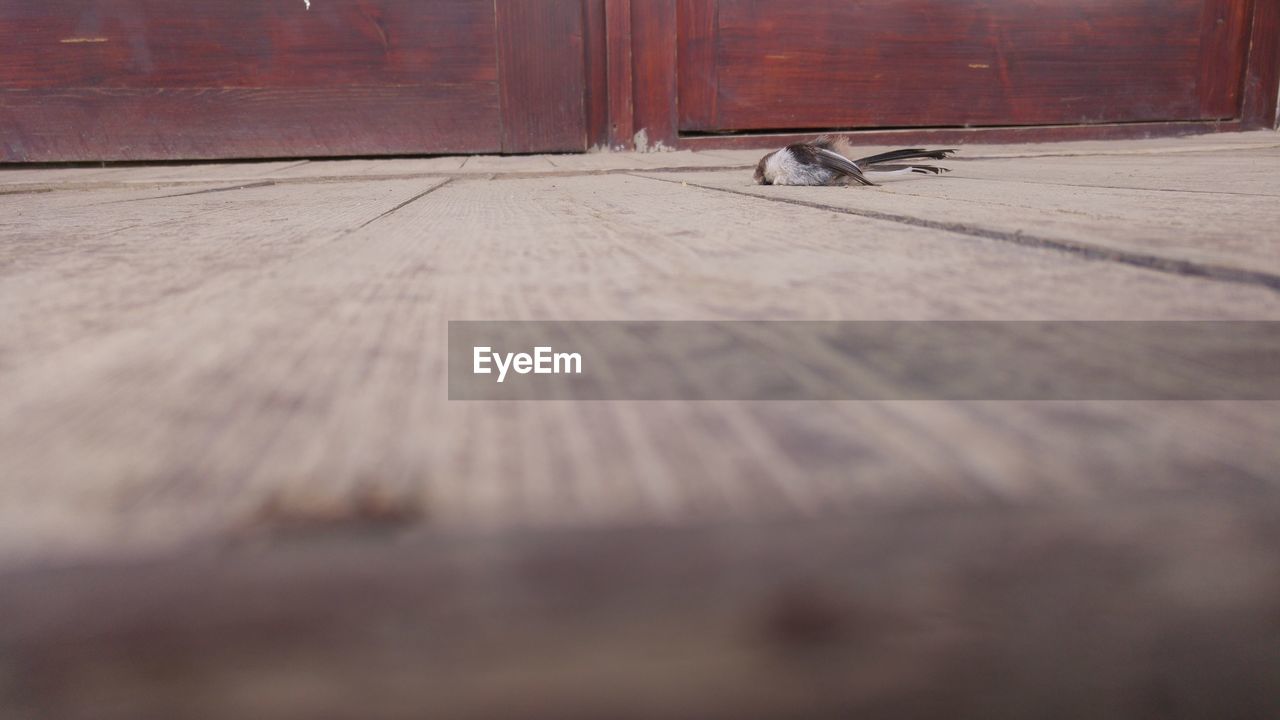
left=3, top=144, right=1280, bottom=562
left=679, top=0, right=1251, bottom=132
left=3, top=494, right=1278, bottom=719
left=1, top=87, right=500, bottom=162
left=1242, top=0, right=1280, bottom=127
left=0, top=0, right=502, bottom=161
left=3, top=0, right=1270, bottom=161
left=676, top=0, right=718, bottom=131
left=1, top=0, right=496, bottom=90
left=630, top=0, right=679, bottom=149
left=605, top=0, right=636, bottom=148
left=1199, top=0, right=1252, bottom=117
left=496, top=0, right=589, bottom=153
left=584, top=0, right=610, bottom=148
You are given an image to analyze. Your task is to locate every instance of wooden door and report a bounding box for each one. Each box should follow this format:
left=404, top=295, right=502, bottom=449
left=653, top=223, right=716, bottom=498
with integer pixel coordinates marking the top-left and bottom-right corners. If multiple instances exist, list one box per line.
left=677, top=0, right=1256, bottom=134
left=3, top=0, right=1276, bottom=161
left=1, top=0, right=590, bottom=161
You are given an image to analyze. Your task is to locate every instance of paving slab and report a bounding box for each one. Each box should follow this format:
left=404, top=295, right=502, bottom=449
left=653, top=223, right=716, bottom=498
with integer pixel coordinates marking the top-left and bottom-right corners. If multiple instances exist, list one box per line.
left=0, top=159, right=313, bottom=190
left=645, top=153, right=1280, bottom=277
left=1, top=178, right=448, bottom=368
left=2, top=165, right=1279, bottom=563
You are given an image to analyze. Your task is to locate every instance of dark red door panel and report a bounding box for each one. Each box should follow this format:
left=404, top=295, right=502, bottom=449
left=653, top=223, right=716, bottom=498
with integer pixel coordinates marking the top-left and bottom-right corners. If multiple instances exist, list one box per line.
left=678, top=0, right=1252, bottom=133
left=0, top=0, right=588, bottom=161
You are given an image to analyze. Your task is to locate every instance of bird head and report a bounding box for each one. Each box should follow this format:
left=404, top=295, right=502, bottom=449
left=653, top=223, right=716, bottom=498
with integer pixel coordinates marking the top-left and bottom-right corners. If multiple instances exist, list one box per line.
left=753, top=151, right=774, bottom=185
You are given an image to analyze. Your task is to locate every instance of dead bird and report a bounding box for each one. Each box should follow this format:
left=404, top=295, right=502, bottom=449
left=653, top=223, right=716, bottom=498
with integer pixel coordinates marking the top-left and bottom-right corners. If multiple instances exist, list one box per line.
left=753, top=135, right=956, bottom=186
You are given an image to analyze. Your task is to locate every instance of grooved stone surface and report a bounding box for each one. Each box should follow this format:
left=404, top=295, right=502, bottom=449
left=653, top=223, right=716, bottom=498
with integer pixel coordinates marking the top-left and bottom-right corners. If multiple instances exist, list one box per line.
left=1, top=133, right=1279, bottom=564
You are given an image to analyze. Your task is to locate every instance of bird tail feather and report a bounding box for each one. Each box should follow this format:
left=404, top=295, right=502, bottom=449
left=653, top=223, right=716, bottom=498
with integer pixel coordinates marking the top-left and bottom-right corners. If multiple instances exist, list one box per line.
left=855, top=148, right=957, bottom=166
left=862, top=164, right=950, bottom=176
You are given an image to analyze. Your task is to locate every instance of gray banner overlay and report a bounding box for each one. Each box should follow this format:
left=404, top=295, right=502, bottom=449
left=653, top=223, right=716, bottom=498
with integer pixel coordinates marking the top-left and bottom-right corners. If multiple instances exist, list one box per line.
left=448, top=322, right=1280, bottom=401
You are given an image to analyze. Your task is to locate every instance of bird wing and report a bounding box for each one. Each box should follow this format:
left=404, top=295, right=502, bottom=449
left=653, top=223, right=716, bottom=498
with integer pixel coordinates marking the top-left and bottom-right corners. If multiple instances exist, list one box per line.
left=813, top=147, right=876, bottom=186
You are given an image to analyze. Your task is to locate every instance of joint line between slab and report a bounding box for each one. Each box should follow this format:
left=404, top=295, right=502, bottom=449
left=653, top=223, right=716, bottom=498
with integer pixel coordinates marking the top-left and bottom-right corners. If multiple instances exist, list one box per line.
left=946, top=175, right=1280, bottom=199
left=354, top=178, right=453, bottom=230
left=633, top=174, right=1280, bottom=294
left=92, top=181, right=278, bottom=205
